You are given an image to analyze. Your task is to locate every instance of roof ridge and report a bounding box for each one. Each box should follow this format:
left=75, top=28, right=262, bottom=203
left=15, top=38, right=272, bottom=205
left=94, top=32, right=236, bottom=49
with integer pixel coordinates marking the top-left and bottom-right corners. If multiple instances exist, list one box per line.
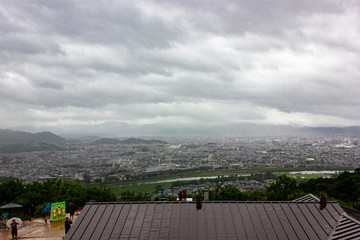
left=292, top=193, right=320, bottom=202
left=327, top=212, right=360, bottom=240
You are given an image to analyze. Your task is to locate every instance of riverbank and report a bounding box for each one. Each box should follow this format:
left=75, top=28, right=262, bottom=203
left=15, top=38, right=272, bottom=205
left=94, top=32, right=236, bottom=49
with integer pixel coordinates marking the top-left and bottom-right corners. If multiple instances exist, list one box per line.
left=109, top=168, right=353, bottom=195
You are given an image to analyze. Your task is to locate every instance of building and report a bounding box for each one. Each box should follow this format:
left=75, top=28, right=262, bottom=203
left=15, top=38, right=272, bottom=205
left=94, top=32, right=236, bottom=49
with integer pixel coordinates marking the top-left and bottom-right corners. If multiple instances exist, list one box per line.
left=65, top=196, right=360, bottom=239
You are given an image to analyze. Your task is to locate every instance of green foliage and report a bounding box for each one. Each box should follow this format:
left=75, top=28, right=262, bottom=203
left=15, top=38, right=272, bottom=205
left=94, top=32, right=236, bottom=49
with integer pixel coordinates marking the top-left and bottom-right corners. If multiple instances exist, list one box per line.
left=153, top=195, right=177, bottom=201
left=266, top=175, right=305, bottom=200
left=300, top=168, right=360, bottom=209
left=0, top=179, right=116, bottom=220
left=0, top=179, right=24, bottom=204
left=3, top=167, right=360, bottom=221
left=83, top=174, right=91, bottom=184
left=243, top=190, right=267, bottom=201
left=0, top=176, right=16, bottom=184
left=119, top=190, right=150, bottom=201
left=217, top=185, right=244, bottom=200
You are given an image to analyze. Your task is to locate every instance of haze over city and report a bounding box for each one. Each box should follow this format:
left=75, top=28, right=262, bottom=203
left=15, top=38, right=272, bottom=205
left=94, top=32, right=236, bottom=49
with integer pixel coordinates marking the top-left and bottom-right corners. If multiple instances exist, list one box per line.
left=1, top=0, right=360, bottom=136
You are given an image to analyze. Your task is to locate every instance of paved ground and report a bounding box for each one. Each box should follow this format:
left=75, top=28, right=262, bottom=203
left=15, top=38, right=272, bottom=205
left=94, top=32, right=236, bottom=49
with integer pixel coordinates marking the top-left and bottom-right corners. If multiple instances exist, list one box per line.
left=0, top=214, right=78, bottom=240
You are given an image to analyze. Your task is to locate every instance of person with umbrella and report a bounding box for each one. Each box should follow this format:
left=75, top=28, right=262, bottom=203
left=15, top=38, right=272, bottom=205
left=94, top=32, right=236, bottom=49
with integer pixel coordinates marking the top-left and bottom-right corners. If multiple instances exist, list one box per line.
left=69, top=202, right=77, bottom=221
left=6, top=217, right=22, bottom=239
left=42, top=203, right=50, bottom=223
left=10, top=219, right=19, bottom=240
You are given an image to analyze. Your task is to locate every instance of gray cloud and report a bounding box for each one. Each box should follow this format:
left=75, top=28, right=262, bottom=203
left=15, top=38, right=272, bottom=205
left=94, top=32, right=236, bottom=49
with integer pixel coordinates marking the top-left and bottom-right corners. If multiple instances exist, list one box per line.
left=1, top=0, right=360, bottom=134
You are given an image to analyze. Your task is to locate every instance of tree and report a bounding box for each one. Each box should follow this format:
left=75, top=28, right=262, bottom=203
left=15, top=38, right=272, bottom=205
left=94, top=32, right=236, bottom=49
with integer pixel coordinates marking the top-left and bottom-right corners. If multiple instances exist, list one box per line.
left=218, top=185, right=244, bottom=201
left=0, top=179, right=118, bottom=219
left=266, top=175, right=304, bottom=200
left=0, top=179, right=24, bottom=204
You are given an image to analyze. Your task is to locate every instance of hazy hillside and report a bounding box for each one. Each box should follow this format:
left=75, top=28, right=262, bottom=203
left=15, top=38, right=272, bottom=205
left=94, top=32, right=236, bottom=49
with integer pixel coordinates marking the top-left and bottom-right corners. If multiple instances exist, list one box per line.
left=0, top=129, right=63, bottom=143
left=120, top=138, right=167, bottom=144
left=305, top=126, right=360, bottom=135
left=92, top=138, right=122, bottom=145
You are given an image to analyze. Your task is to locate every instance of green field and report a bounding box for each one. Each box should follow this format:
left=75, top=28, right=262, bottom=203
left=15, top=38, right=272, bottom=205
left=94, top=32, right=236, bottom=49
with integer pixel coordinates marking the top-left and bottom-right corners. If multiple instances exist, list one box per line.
left=107, top=167, right=353, bottom=197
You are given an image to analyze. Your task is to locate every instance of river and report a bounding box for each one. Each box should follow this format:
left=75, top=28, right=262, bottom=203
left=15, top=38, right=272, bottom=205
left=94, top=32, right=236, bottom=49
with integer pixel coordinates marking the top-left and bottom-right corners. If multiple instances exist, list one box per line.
left=144, top=170, right=349, bottom=184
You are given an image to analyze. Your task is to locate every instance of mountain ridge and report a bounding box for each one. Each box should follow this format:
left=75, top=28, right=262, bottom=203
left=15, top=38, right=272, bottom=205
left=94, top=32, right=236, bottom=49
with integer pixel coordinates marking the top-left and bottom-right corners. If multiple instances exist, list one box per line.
left=0, top=129, right=63, bottom=143
left=2, top=125, right=360, bottom=139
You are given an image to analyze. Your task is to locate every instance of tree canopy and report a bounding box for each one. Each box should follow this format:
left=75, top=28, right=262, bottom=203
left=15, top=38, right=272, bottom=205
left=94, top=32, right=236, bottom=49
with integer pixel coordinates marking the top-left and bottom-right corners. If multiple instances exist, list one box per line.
left=2, top=168, right=360, bottom=220
left=0, top=179, right=116, bottom=219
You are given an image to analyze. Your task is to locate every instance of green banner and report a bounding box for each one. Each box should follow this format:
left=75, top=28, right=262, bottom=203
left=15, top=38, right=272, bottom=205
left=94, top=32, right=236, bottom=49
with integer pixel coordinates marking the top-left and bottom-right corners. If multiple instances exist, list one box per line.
left=50, top=201, right=66, bottom=222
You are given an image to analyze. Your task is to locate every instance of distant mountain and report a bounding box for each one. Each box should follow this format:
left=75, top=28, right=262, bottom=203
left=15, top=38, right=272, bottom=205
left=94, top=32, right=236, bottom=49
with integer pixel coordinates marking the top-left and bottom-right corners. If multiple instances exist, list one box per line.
left=0, top=129, right=63, bottom=143
left=0, top=143, right=62, bottom=153
left=217, top=125, right=360, bottom=136
left=126, top=123, right=360, bottom=136
left=92, top=138, right=122, bottom=145
left=92, top=137, right=167, bottom=145
left=129, top=124, right=360, bottom=136
left=304, top=126, right=360, bottom=135
left=4, top=124, right=360, bottom=138
left=120, top=138, right=167, bottom=144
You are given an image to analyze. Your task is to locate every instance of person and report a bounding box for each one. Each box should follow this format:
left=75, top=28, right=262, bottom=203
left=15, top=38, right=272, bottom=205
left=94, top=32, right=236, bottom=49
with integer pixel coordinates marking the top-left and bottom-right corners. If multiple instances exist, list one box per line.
left=178, top=190, right=183, bottom=201
left=44, top=212, right=49, bottom=224
left=65, top=217, right=73, bottom=234
left=10, top=219, right=19, bottom=240
left=196, top=195, right=202, bottom=210
left=319, top=193, right=327, bottom=210
left=70, top=208, right=75, bottom=220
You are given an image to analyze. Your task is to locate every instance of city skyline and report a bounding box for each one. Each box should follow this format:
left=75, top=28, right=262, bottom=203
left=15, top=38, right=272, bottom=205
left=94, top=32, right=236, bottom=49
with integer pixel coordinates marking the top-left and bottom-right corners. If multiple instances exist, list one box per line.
left=1, top=0, right=360, bottom=135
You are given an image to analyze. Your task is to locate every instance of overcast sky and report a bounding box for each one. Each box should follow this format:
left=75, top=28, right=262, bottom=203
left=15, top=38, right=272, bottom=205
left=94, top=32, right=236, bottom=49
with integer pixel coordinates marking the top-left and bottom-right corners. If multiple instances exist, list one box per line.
left=1, top=0, right=360, bottom=134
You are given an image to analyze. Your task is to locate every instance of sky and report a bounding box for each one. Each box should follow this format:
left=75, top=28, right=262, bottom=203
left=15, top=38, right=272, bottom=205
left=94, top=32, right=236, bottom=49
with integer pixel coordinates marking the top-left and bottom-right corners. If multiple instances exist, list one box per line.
left=1, top=0, right=360, bottom=135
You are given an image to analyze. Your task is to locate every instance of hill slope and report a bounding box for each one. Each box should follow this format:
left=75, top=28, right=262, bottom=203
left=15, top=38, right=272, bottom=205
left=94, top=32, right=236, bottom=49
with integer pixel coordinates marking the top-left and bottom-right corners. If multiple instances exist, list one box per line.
left=0, top=129, right=63, bottom=143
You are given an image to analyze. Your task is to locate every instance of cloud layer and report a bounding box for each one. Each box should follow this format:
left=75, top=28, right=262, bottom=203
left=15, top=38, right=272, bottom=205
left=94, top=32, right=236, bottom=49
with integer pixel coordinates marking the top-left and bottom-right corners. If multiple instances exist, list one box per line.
left=1, top=0, right=360, bottom=134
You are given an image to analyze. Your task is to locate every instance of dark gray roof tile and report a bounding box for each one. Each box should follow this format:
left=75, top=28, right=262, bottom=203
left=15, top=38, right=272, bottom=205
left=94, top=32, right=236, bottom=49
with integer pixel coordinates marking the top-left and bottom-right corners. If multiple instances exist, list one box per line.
left=328, top=212, right=360, bottom=240
left=65, top=201, right=348, bottom=240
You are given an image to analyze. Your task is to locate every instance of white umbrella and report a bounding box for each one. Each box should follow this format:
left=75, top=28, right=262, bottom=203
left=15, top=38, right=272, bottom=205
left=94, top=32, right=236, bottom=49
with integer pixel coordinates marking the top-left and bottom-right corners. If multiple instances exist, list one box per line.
left=6, top=217, right=22, bottom=228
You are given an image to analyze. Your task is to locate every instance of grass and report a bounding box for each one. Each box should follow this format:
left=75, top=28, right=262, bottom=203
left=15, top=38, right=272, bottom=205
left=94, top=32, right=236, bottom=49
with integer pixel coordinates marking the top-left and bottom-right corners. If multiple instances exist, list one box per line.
left=107, top=166, right=352, bottom=197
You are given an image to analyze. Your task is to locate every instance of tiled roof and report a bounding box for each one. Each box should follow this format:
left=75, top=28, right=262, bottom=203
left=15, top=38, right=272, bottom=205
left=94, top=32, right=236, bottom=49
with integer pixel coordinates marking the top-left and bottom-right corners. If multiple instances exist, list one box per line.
left=65, top=201, right=346, bottom=240
left=342, top=206, right=360, bottom=222
left=292, top=193, right=320, bottom=202
left=328, top=212, right=360, bottom=240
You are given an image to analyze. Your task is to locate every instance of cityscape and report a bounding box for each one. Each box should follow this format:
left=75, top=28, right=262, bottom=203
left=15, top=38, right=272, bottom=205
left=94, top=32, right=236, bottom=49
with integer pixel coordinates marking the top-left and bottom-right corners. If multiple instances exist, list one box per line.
left=1, top=0, right=360, bottom=238
left=1, top=134, right=358, bottom=185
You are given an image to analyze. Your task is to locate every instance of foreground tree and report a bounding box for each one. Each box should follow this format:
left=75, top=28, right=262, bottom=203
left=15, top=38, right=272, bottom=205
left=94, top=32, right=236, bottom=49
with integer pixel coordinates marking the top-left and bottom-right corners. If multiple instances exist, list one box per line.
left=266, top=174, right=304, bottom=200
left=0, top=179, right=117, bottom=219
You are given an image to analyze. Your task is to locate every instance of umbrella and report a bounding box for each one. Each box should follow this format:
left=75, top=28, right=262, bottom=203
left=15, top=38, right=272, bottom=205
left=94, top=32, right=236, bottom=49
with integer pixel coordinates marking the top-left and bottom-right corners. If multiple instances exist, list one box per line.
left=6, top=217, right=22, bottom=228
left=42, top=203, right=50, bottom=213
left=69, top=202, right=77, bottom=210
left=0, top=203, right=23, bottom=209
